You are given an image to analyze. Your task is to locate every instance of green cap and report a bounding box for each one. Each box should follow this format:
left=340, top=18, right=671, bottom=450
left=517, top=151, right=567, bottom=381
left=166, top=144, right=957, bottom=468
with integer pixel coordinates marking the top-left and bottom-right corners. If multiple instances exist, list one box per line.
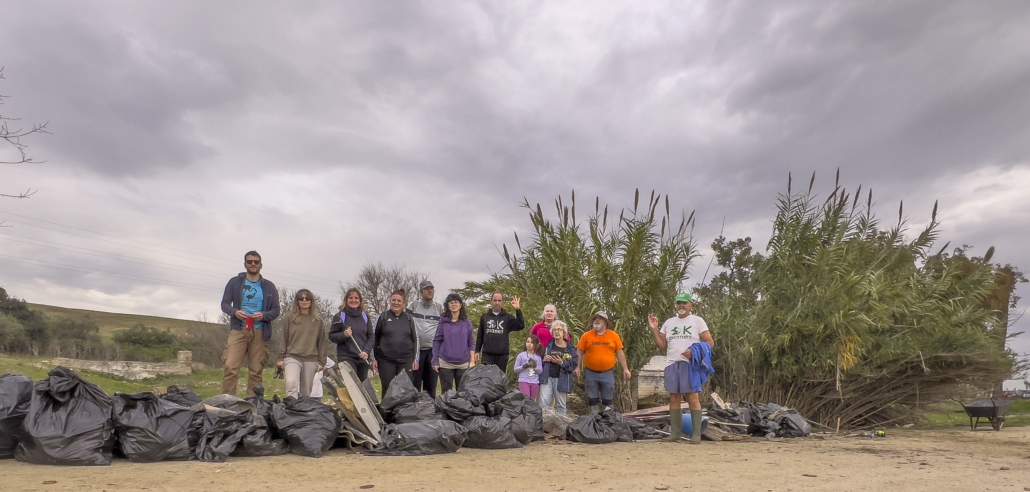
left=675, top=292, right=697, bottom=304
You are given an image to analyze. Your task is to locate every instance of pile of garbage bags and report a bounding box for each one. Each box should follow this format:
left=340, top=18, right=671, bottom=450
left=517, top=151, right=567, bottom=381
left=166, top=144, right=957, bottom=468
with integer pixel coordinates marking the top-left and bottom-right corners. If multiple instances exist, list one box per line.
left=371, top=365, right=545, bottom=455
left=0, top=364, right=672, bottom=464
left=707, top=402, right=811, bottom=438
left=0, top=367, right=343, bottom=466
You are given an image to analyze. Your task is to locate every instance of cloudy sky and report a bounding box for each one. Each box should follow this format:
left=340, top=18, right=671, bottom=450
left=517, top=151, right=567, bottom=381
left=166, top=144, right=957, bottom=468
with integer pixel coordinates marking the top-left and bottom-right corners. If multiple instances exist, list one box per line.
left=1, top=1, right=1028, bottom=355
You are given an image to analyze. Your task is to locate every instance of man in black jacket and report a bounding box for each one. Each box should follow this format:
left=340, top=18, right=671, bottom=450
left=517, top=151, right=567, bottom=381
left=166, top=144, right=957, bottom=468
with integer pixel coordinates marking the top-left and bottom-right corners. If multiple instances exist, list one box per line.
left=475, top=293, right=524, bottom=372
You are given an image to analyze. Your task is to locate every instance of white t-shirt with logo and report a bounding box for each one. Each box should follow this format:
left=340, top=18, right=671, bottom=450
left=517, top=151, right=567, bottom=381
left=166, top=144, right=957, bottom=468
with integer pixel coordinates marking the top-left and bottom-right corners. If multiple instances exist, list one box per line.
left=661, top=314, right=709, bottom=366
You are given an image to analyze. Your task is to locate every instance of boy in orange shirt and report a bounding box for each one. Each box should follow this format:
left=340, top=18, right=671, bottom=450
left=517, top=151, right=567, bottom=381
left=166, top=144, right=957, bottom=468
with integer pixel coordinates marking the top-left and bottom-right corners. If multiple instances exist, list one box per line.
left=574, top=312, right=632, bottom=414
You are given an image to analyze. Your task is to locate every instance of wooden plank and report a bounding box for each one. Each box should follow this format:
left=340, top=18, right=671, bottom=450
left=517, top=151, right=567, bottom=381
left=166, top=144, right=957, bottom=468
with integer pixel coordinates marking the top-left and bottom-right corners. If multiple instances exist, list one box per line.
left=625, top=404, right=670, bottom=416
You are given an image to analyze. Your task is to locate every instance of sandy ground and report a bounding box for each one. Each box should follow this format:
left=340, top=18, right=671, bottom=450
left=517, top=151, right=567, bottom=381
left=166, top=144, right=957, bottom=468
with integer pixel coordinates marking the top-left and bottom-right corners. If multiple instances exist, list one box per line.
left=1, top=427, right=1029, bottom=492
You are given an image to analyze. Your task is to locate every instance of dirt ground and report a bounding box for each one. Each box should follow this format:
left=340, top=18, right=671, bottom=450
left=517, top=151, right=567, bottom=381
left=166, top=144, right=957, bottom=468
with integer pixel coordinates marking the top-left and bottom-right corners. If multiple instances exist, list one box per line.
left=2, top=427, right=1029, bottom=491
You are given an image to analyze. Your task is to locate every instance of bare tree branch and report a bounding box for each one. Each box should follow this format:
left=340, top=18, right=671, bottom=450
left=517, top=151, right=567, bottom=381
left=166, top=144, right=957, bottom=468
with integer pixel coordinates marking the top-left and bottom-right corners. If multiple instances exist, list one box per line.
left=345, top=262, right=429, bottom=319
left=0, top=188, right=36, bottom=199
left=0, top=67, right=48, bottom=197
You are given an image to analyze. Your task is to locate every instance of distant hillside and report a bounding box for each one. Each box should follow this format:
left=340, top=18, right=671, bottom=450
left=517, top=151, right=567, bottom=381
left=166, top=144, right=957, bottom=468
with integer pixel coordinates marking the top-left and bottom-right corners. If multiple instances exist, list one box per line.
left=28, top=303, right=223, bottom=339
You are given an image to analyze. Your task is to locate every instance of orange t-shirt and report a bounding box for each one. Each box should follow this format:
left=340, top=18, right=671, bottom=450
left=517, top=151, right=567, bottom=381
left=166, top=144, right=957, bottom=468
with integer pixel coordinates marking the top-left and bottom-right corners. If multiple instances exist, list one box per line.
left=577, top=329, right=624, bottom=372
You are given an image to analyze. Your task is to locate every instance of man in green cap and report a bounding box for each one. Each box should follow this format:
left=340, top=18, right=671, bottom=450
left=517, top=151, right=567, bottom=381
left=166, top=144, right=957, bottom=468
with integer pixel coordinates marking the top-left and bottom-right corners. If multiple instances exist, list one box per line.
left=647, top=292, right=715, bottom=443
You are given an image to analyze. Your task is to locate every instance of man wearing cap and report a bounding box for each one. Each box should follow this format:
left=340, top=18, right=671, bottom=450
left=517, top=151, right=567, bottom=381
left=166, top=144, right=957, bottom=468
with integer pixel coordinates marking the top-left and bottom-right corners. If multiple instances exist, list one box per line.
left=647, top=293, right=715, bottom=443
left=574, top=311, right=632, bottom=414
left=409, top=280, right=443, bottom=396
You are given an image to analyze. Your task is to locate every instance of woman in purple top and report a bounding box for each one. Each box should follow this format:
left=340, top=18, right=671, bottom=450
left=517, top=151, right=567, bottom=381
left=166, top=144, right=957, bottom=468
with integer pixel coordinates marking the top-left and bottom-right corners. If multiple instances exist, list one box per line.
left=432, top=293, right=476, bottom=392
left=514, top=335, right=544, bottom=400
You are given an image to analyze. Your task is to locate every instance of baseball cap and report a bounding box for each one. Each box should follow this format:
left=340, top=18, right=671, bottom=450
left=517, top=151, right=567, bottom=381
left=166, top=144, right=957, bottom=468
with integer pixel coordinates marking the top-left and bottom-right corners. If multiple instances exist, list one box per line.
left=419, top=280, right=434, bottom=290
left=594, top=311, right=609, bottom=321
left=675, top=292, right=697, bottom=304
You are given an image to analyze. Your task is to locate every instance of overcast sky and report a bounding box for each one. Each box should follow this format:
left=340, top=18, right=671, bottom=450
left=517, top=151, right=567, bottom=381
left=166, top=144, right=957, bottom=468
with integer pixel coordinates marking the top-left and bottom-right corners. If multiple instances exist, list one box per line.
left=1, top=1, right=1028, bottom=357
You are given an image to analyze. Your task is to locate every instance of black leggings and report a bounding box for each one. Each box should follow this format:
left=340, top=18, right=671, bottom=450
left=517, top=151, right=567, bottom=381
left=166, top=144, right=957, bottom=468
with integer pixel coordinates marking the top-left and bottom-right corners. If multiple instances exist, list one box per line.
left=480, top=353, right=509, bottom=374
left=412, top=348, right=438, bottom=396
left=437, top=367, right=466, bottom=393
left=378, top=359, right=414, bottom=399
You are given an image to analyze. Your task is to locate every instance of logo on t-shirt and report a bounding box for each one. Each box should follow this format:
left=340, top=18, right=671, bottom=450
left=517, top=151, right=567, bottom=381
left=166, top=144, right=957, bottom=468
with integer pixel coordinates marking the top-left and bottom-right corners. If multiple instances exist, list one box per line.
left=668, top=325, right=692, bottom=337
left=485, top=318, right=505, bottom=334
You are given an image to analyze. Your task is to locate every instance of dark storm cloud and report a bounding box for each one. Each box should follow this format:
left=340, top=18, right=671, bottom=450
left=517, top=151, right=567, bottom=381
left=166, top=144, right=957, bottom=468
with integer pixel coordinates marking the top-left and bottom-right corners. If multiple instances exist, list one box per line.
left=1, top=1, right=1029, bottom=352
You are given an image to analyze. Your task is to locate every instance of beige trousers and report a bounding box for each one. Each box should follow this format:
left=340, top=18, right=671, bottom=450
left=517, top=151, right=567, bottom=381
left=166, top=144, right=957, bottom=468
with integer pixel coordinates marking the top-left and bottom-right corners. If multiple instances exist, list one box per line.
left=284, top=356, right=320, bottom=398
left=222, top=328, right=267, bottom=396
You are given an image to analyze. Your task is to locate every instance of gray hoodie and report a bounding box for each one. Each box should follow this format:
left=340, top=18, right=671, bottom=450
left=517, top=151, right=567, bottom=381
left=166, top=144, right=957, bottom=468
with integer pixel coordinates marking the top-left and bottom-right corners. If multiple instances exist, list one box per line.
left=408, top=299, right=443, bottom=350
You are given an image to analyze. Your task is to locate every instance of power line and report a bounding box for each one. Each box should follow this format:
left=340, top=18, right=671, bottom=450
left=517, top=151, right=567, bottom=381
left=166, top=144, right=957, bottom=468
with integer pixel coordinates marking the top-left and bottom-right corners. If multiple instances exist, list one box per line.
left=0, top=233, right=229, bottom=283
left=0, top=209, right=347, bottom=287
left=0, top=252, right=218, bottom=293
left=0, top=232, right=343, bottom=298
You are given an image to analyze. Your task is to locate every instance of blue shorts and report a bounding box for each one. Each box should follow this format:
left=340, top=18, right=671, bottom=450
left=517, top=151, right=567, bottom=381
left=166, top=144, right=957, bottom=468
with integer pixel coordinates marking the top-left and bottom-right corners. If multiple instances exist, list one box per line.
left=664, top=361, right=695, bottom=394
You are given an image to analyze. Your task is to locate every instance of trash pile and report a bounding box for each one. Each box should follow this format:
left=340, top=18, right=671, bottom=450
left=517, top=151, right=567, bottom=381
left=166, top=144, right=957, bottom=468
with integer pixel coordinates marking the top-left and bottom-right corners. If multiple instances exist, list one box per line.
left=370, top=364, right=545, bottom=455
left=0, top=364, right=674, bottom=464
left=706, top=401, right=812, bottom=438
left=0, top=367, right=342, bottom=466
left=623, top=393, right=813, bottom=441
left=370, top=365, right=663, bottom=453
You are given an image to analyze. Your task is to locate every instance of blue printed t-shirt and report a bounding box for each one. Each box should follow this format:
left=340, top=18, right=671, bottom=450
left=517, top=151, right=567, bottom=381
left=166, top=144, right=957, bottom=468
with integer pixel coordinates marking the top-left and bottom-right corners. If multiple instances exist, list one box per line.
left=241, top=279, right=266, bottom=329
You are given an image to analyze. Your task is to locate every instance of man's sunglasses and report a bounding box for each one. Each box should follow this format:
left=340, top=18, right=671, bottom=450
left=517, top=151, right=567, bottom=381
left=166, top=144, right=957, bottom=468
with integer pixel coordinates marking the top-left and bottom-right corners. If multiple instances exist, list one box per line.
left=245, top=260, right=261, bottom=265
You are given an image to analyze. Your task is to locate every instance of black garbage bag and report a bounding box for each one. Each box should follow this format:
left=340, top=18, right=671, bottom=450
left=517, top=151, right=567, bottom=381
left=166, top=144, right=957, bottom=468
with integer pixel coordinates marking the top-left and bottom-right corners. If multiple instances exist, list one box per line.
left=709, top=402, right=811, bottom=438
left=160, top=385, right=201, bottom=407
left=199, top=394, right=288, bottom=458
left=598, top=410, right=634, bottom=442
left=462, top=415, right=522, bottom=449
left=393, top=395, right=444, bottom=423
left=706, top=405, right=753, bottom=435
left=381, top=372, right=421, bottom=414
left=367, top=420, right=467, bottom=456
left=193, top=406, right=253, bottom=462
left=457, top=364, right=507, bottom=405
left=565, top=410, right=633, bottom=444
left=626, top=418, right=664, bottom=440
left=566, top=413, right=617, bottom=444
left=768, top=406, right=811, bottom=438
left=245, top=388, right=280, bottom=433
left=239, top=390, right=288, bottom=456
left=271, top=397, right=339, bottom=457
left=542, top=410, right=574, bottom=438
left=204, top=394, right=255, bottom=414
left=113, top=393, right=193, bottom=462
left=0, top=374, right=33, bottom=459
left=236, top=424, right=289, bottom=457
left=15, top=367, right=115, bottom=466
left=435, top=390, right=487, bottom=421
left=488, top=391, right=544, bottom=444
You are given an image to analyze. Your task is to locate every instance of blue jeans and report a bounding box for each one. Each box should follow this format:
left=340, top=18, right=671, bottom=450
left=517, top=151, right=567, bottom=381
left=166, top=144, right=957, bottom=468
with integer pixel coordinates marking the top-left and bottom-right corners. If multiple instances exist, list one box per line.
left=540, top=377, right=568, bottom=416
left=584, top=369, right=615, bottom=406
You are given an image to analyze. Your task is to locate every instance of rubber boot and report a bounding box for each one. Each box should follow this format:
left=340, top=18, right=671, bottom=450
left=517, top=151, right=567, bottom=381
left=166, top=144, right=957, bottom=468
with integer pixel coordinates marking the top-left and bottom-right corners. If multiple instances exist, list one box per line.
left=689, top=409, right=703, bottom=443
left=667, top=406, right=683, bottom=442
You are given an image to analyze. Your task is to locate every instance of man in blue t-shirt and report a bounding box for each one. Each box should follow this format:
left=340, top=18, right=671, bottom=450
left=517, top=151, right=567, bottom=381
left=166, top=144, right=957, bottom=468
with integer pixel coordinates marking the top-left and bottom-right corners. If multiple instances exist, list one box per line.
left=220, top=250, right=280, bottom=396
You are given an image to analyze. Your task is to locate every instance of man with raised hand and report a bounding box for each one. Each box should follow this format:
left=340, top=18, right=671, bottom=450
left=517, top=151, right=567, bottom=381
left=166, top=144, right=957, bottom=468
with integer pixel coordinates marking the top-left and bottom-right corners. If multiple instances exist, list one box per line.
left=648, top=292, right=715, bottom=443
left=475, top=292, right=525, bottom=372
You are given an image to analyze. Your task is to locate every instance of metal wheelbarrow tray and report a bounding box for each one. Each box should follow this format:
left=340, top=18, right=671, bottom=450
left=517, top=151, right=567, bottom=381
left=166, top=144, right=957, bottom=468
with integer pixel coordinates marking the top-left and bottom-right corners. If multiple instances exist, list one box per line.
left=960, top=399, right=1014, bottom=431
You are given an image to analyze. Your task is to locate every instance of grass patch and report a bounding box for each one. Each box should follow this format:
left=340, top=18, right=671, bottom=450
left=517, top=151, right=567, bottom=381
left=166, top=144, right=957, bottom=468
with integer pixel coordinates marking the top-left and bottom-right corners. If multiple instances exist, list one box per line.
left=28, top=303, right=221, bottom=340
left=919, top=400, right=1030, bottom=429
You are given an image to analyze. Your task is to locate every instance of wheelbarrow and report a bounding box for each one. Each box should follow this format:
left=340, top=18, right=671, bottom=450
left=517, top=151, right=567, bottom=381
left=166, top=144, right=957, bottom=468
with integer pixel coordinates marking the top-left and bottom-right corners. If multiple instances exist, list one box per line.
left=959, top=399, right=1013, bottom=431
